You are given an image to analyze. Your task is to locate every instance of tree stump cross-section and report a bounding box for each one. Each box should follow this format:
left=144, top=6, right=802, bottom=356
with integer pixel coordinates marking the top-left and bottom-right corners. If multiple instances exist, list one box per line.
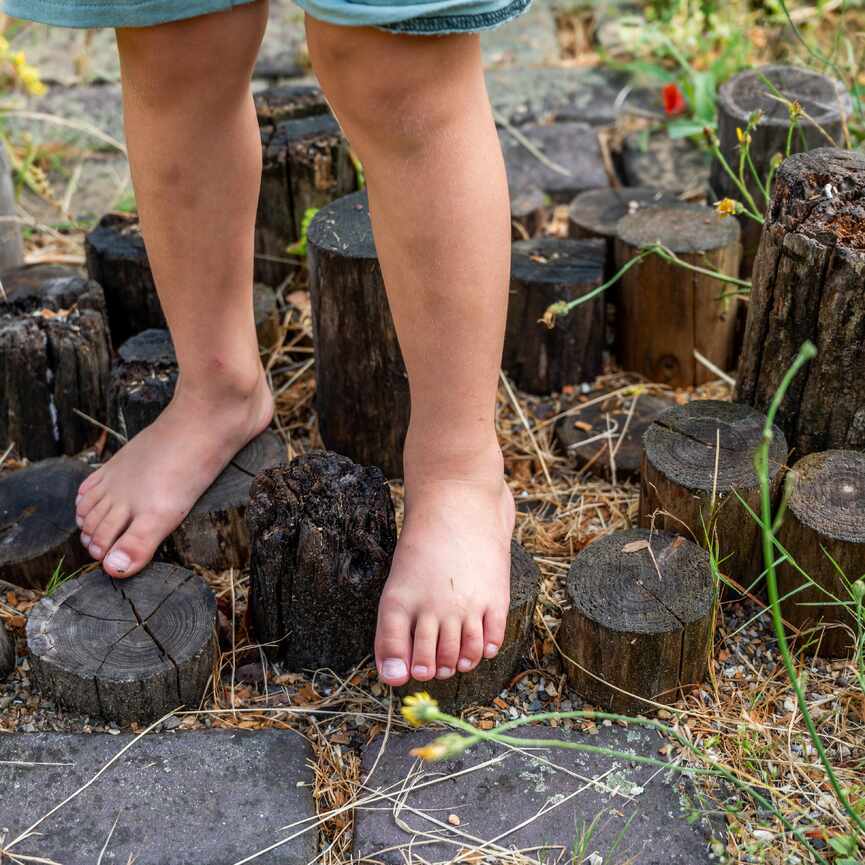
left=560, top=528, right=713, bottom=713
left=27, top=563, right=216, bottom=725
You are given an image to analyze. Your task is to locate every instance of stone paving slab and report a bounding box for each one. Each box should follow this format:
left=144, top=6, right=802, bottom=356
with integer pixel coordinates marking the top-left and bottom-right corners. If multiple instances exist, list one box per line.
left=355, top=725, right=725, bottom=864
left=0, top=730, right=317, bottom=865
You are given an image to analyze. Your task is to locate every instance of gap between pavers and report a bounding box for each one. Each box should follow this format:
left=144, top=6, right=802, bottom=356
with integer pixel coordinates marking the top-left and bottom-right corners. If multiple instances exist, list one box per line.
left=0, top=729, right=317, bottom=865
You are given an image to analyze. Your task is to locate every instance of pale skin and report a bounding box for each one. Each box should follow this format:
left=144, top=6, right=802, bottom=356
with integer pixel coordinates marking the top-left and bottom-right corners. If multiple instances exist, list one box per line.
left=74, top=0, right=515, bottom=686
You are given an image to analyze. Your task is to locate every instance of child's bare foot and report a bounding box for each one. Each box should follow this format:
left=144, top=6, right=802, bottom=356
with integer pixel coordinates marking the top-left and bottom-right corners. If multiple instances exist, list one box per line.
left=375, top=445, right=515, bottom=686
left=75, top=369, right=273, bottom=578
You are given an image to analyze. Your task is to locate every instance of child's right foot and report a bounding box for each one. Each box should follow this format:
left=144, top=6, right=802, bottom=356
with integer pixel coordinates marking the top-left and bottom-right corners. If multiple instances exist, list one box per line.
left=75, top=369, right=273, bottom=578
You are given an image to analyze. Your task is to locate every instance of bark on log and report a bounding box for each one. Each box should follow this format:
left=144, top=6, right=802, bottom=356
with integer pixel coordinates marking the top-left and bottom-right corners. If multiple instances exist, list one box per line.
left=555, top=388, right=676, bottom=482
left=510, top=186, right=549, bottom=241
left=255, top=84, right=330, bottom=127
left=109, top=329, right=177, bottom=445
left=776, top=450, right=865, bottom=657
left=256, top=113, right=357, bottom=288
left=0, top=265, right=111, bottom=460
left=614, top=204, right=741, bottom=387
left=504, top=237, right=605, bottom=395
left=0, top=457, right=95, bottom=590
left=27, top=563, right=216, bottom=725
left=0, top=619, right=15, bottom=680
left=736, top=148, right=865, bottom=456
left=307, top=191, right=409, bottom=479
left=710, top=65, right=852, bottom=275
left=396, top=540, right=540, bottom=711
left=639, top=400, right=787, bottom=593
left=560, top=528, right=713, bottom=713
left=247, top=450, right=396, bottom=672
left=254, top=282, right=281, bottom=353
left=168, top=430, right=287, bottom=571
left=0, top=144, right=23, bottom=272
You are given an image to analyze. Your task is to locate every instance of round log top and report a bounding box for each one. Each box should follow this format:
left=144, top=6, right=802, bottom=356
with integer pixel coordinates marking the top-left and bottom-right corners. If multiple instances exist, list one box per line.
left=27, top=563, right=215, bottom=680
left=0, top=457, right=93, bottom=569
left=118, top=328, right=176, bottom=367
left=567, top=187, right=681, bottom=237
left=86, top=212, right=147, bottom=261
left=254, top=83, right=327, bottom=125
left=770, top=148, right=865, bottom=252
left=189, top=429, right=285, bottom=516
left=719, top=65, right=852, bottom=127
left=508, top=540, right=541, bottom=604
left=643, top=400, right=788, bottom=492
left=786, top=450, right=865, bottom=544
left=616, top=203, right=741, bottom=254
left=307, top=190, right=376, bottom=260
left=0, top=264, right=96, bottom=314
left=566, top=528, right=712, bottom=633
left=511, top=237, right=605, bottom=284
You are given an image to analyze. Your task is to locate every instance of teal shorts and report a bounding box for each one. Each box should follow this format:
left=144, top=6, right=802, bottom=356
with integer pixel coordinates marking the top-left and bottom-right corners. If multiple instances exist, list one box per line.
left=1, top=0, right=532, bottom=34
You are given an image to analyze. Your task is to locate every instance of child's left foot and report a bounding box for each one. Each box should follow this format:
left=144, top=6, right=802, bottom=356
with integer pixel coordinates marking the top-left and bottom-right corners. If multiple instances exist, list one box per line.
left=375, top=447, right=515, bottom=686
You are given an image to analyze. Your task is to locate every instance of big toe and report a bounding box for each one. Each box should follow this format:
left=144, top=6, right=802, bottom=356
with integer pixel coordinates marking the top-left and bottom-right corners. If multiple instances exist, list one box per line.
left=482, top=606, right=507, bottom=660
left=457, top=615, right=485, bottom=673
left=101, top=516, right=164, bottom=579
left=375, top=601, right=412, bottom=686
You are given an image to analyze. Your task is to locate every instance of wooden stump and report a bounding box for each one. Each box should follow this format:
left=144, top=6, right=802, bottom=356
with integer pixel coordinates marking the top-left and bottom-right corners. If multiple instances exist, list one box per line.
left=27, top=563, right=216, bottom=725
left=307, top=191, right=409, bottom=479
left=396, top=540, right=540, bottom=711
left=168, top=431, right=287, bottom=571
left=255, top=83, right=330, bottom=127
left=256, top=113, right=357, bottom=288
left=247, top=450, right=396, bottom=672
left=0, top=264, right=111, bottom=460
left=640, top=400, right=787, bottom=592
left=0, top=619, right=14, bottom=681
left=85, top=213, right=161, bottom=346
left=555, top=388, right=676, bottom=482
left=614, top=204, right=741, bottom=387
left=710, top=65, right=852, bottom=275
left=510, top=186, right=549, bottom=241
left=736, top=148, right=865, bottom=456
left=560, top=528, right=713, bottom=712
left=0, top=457, right=95, bottom=590
left=504, top=237, right=606, bottom=395
left=254, top=282, right=281, bottom=352
left=109, top=329, right=177, bottom=444
left=776, top=450, right=865, bottom=657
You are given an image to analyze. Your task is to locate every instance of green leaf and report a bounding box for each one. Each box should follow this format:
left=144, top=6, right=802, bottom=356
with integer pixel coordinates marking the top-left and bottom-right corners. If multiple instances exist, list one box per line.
left=828, top=835, right=858, bottom=856
left=666, top=119, right=709, bottom=139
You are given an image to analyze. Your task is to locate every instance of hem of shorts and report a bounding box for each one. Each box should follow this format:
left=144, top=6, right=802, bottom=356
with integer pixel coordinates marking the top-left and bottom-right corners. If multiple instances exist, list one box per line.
left=0, top=0, right=258, bottom=28
left=374, top=0, right=531, bottom=34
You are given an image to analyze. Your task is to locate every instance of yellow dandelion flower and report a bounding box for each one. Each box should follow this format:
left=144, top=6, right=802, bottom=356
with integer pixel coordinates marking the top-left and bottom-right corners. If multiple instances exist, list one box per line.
left=714, top=198, right=737, bottom=219
left=401, top=692, right=439, bottom=727
left=410, top=734, right=468, bottom=762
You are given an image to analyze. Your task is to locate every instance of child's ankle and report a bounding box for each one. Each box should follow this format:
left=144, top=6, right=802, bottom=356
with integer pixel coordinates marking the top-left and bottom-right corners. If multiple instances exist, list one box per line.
left=403, top=427, right=503, bottom=488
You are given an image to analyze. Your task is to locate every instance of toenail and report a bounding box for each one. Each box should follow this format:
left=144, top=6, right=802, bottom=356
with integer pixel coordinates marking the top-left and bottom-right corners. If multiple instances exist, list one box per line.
left=436, top=666, right=454, bottom=679
left=89, top=544, right=103, bottom=558
left=75, top=494, right=82, bottom=505
left=484, top=643, right=499, bottom=658
left=412, top=665, right=429, bottom=678
left=81, top=534, right=91, bottom=546
left=381, top=658, right=407, bottom=680
left=457, top=658, right=473, bottom=672
left=105, top=551, right=131, bottom=573
left=76, top=515, right=83, bottom=528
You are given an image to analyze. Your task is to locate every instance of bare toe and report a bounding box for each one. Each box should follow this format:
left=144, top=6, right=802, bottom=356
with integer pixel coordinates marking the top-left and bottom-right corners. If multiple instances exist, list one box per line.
left=482, top=607, right=507, bottom=659
left=90, top=506, right=132, bottom=563
left=375, top=601, right=412, bottom=686
left=410, top=614, right=438, bottom=682
left=76, top=485, right=107, bottom=524
left=435, top=618, right=461, bottom=679
left=81, top=498, right=112, bottom=545
left=457, top=616, right=484, bottom=672
left=102, top=516, right=163, bottom=579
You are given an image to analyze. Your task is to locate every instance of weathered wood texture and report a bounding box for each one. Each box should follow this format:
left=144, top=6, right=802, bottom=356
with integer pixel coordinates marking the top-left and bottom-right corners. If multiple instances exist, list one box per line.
left=510, top=187, right=549, bottom=241
left=85, top=213, right=161, bottom=345
left=776, top=450, right=865, bottom=657
left=736, top=148, right=865, bottom=456
left=560, top=528, right=713, bottom=712
left=0, top=265, right=111, bottom=460
left=254, top=83, right=330, bottom=127
left=248, top=450, right=396, bottom=672
left=504, top=238, right=605, bottom=395
left=0, top=145, right=23, bottom=272
left=256, top=109, right=357, bottom=288
left=640, top=400, right=787, bottom=592
left=397, top=541, right=541, bottom=711
left=710, top=65, right=852, bottom=275
left=168, top=430, right=287, bottom=571
left=614, top=204, right=741, bottom=386
left=253, top=282, right=281, bottom=352
left=0, top=619, right=14, bottom=680
left=0, top=457, right=95, bottom=590
left=27, top=563, right=216, bottom=725
left=109, top=329, right=177, bottom=445
left=307, top=191, right=409, bottom=479
left=555, top=388, right=676, bottom=482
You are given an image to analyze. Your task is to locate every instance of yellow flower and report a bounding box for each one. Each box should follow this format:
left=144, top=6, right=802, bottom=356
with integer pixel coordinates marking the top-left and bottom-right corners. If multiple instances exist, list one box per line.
left=410, top=734, right=468, bottom=762
left=736, top=126, right=751, bottom=146
left=714, top=198, right=738, bottom=219
left=401, top=692, right=439, bottom=727
left=19, top=65, right=46, bottom=96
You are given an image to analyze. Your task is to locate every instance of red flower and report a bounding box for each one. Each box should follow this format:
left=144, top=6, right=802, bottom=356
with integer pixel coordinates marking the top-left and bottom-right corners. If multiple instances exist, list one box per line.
left=662, top=83, right=686, bottom=116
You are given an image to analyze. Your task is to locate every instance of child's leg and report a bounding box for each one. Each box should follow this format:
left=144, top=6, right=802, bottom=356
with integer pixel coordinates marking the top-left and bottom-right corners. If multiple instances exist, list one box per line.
left=305, top=19, right=515, bottom=684
left=75, top=2, right=273, bottom=577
